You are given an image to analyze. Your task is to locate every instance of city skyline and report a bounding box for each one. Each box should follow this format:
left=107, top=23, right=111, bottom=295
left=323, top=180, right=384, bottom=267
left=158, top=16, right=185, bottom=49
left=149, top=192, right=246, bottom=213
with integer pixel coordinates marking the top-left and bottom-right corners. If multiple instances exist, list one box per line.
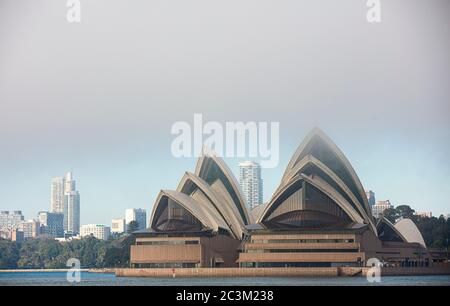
left=1, top=1, right=449, bottom=225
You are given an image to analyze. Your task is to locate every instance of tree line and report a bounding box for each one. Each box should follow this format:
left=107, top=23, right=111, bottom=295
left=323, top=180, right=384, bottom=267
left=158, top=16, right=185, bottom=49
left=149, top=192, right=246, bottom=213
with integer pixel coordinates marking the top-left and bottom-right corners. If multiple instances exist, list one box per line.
left=0, top=235, right=134, bottom=269
left=0, top=220, right=141, bottom=269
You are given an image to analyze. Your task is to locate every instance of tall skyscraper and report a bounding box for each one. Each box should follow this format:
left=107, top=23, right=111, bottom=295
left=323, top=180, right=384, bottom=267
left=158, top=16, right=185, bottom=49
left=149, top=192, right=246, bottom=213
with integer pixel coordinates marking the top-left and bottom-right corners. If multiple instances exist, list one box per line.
left=125, top=208, right=147, bottom=231
left=64, top=172, right=80, bottom=234
left=50, top=172, right=80, bottom=234
left=239, top=161, right=263, bottom=210
left=50, top=172, right=81, bottom=234
left=51, top=177, right=65, bottom=213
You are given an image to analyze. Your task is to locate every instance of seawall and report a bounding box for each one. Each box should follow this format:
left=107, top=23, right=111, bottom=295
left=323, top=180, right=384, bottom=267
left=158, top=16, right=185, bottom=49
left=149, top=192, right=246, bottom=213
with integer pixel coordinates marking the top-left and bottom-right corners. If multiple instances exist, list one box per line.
left=115, top=267, right=338, bottom=277
left=112, top=266, right=450, bottom=278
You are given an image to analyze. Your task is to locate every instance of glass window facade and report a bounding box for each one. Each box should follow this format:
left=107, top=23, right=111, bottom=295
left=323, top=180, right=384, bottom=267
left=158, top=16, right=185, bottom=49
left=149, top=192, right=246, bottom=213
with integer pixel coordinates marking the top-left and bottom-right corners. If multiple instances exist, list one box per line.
left=261, top=179, right=353, bottom=230
left=295, top=135, right=367, bottom=214
left=246, top=249, right=359, bottom=253
left=251, top=238, right=354, bottom=243
left=136, top=240, right=199, bottom=245
left=154, top=197, right=204, bottom=232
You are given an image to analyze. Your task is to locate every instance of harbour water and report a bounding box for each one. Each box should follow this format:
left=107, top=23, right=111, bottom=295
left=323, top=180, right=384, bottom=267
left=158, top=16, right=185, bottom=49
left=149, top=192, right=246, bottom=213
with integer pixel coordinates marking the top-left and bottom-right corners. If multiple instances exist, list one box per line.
left=0, top=272, right=449, bottom=286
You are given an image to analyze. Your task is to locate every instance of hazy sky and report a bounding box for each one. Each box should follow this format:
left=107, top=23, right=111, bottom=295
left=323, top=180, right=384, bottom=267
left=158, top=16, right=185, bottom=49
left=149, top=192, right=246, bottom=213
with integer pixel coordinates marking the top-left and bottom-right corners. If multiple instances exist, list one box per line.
left=0, top=0, right=449, bottom=225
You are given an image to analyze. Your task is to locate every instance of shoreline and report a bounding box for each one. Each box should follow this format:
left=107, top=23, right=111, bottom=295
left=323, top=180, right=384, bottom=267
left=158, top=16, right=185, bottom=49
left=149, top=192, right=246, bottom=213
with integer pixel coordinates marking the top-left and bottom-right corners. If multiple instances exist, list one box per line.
left=0, top=269, right=90, bottom=273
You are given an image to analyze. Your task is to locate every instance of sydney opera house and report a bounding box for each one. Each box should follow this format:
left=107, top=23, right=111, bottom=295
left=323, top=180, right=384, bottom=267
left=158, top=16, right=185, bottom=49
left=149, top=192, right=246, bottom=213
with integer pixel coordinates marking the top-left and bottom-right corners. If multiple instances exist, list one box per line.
left=130, top=128, right=431, bottom=268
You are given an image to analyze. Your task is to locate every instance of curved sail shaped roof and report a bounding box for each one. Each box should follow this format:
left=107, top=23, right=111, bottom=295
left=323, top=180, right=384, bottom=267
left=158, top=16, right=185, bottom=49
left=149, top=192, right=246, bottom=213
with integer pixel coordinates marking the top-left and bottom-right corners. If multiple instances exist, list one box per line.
left=262, top=128, right=376, bottom=234
left=176, top=172, right=245, bottom=238
left=150, top=190, right=231, bottom=234
left=281, top=128, right=372, bottom=220
left=257, top=174, right=364, bottom=226
left=148, top=129, right=382, bottom=237
left=195, top=151, right=251, bottom=225
left=395, top=218, right=426, bottom=248
left=376, top=216, right=407, bottom=243
left=251, top=203, right=268, bottom=222
left=149, top=150, right=250, bottom=239
left=275, top=154, right=376, bottom=233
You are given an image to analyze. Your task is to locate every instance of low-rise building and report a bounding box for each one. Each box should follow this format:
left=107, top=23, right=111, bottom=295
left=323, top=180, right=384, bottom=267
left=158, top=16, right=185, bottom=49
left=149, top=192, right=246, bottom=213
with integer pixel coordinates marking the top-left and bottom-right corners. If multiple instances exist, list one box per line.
left=371, top=200, right=393, bottom=219
left=125, top=208, right=147, bottom=231
left=38, top=211, right=64, bottom=238
left=365, top=190, right=376, bottom=206
left=11, top=229, right=24, bottom=242
left=80, top=224, right=111, bottom=240
left=0, top=210, right=25, bottom=230
left=17, top=219, right=40, bottom=239
left=416, top=211, right=432, bottom=218
left=111, top=218, right=126, bottom=234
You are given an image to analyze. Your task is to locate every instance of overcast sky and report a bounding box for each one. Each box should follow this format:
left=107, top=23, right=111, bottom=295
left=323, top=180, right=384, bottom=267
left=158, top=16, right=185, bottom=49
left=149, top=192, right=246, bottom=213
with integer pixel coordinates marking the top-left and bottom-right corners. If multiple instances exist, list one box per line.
left=0, top=0, right=449, bottom=225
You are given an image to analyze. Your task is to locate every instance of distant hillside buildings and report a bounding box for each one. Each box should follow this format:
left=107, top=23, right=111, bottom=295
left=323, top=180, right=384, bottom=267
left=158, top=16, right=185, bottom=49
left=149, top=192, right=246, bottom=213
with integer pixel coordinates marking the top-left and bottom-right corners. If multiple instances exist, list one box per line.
left=371, top=200, right=393, bottom=218
left=80, top=224, right=110, bottom=240
left=38, top=211, right=64, bottom=238
left=365, top=190, right=376, bottom=206
left=365, top=191, right=394, bottom=219
left=110, top=209, right=147, bottom=235
left=416, top=211, right=433, bottom=218
left=111, top=218, right=126, bottom=234
left=0, top=210, right=25, bottom=230
left=1, top=172, right=153, bottom=242
left=17, top=219, right=40, bottom=239
left=125, top=208, right=147, bottom=231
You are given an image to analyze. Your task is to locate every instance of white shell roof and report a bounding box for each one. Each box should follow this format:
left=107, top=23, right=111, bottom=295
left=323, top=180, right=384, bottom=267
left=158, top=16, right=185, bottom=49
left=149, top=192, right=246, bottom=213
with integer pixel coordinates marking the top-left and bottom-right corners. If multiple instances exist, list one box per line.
left=394, top=218, right=426, bottom=248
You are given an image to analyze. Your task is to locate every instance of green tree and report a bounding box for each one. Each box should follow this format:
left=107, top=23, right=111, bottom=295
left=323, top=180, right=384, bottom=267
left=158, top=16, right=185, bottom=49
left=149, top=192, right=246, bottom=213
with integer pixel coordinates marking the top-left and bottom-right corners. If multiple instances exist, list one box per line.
left=18, top=238, right=42, bottom=268
left=127, top=221, right=139, bottom=234
left=39, top=238, right=63, bottom=268
left=381, top=205, right=416, bottom=224
left=0, top=238, right=19, bottom=269
left=104, top=235, right=134, bottom=267
left=414, top=215, right=449, bottom=249
left=395, top=205, right=416, bottom=221
left=381, top=207, right=397, bottom=223
left=3, top=235, right=135, bottom=269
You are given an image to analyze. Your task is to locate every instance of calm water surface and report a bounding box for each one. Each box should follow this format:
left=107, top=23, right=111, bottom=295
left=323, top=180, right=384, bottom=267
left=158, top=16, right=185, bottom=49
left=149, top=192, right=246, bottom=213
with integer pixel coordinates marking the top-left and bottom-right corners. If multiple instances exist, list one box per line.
left=0, top=272, right=449, bottom=286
